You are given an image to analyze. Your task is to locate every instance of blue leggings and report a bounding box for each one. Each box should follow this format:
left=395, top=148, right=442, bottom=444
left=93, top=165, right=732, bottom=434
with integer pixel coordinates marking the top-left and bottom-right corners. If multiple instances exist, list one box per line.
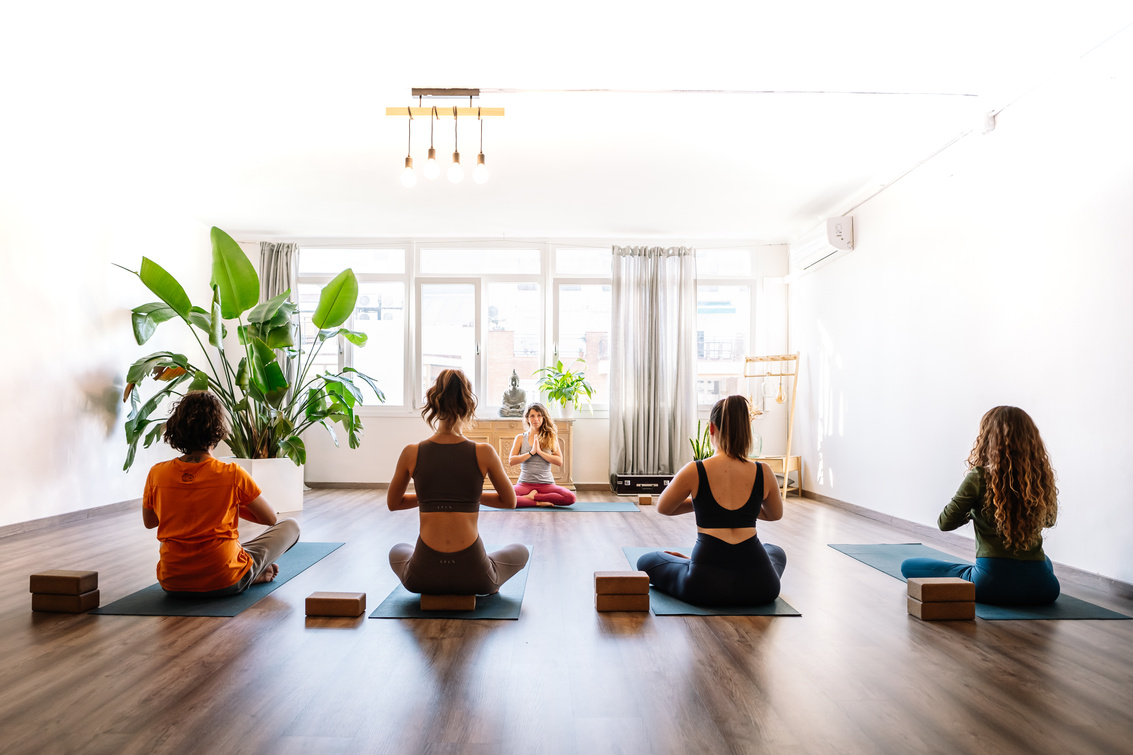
left=637, top=533, right=786, bottom=607
left=900, top=556, right=1060, bottom=606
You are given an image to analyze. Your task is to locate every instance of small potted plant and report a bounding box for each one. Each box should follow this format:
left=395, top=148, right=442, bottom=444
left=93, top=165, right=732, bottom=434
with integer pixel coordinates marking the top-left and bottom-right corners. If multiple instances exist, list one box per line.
left=689, top=420, right=712, bottom=461
left=534, top=359, right=594, bottom=418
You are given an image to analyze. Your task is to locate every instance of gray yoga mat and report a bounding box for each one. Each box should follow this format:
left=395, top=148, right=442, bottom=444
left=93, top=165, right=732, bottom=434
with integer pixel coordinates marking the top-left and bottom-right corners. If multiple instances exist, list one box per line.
left=91, top=542, right=344, bottom=617
left=370, top=546, right=532, bottom=620
left=828, top=543, right=1132, bottom=620
left=480, top=500, right=639, bottom=512
left=622, top=546, right=801, bottom=616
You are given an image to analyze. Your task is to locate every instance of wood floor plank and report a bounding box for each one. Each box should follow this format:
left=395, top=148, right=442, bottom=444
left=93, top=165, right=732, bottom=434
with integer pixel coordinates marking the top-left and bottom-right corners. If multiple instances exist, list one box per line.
left=0, top=489, right=1130, bottom=753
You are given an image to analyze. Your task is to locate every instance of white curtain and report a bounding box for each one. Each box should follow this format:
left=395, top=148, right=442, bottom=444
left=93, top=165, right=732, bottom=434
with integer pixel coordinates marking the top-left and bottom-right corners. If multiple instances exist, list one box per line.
left=259, top=242, right=299, bottom=388
left=609, top=246, right=698, bottom=480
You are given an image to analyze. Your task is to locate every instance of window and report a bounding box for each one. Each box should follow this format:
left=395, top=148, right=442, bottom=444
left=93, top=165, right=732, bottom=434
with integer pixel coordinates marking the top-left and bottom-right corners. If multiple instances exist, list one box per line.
left=297, top=248, right=407, bottom=407
left=696, top=249, right=755, bottom=407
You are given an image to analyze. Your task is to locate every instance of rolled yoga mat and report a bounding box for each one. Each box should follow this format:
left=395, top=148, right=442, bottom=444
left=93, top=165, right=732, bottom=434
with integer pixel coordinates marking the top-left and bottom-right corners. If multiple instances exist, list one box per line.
left=91, top=542, right=344, bottom=617
left=828, top=543, right=1131, bottom=620
left=622, top=546, right=801, bottom=617
left=479, top=500, right=640, bottom=512
left=370, top=546, right=532, bottom=620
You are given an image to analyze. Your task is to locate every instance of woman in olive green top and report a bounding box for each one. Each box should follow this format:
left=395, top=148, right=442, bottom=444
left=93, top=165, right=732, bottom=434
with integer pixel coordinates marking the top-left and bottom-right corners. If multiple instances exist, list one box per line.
left=901, top=406, right=1060, bottom=605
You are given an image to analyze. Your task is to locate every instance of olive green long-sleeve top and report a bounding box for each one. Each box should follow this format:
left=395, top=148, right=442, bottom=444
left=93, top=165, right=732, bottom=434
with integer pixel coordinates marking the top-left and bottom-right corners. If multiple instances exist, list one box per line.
left=938, top=467, right=1047, bottom=561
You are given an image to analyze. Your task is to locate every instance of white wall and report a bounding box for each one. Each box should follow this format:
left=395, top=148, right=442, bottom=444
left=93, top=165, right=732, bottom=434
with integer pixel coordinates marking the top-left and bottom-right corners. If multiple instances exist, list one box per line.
left=789, top=37, right=1133, bottom=582
left=0, top=186, right=212, bottom=528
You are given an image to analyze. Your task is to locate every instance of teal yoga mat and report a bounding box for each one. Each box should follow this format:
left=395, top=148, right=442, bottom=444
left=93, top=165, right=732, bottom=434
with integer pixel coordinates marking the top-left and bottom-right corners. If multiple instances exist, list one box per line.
left=91, top=542, right=344, bottom=617
left=479, top=500, right=639, bottom=512
left=370, top=546, right=532, bottom=620
left=828, top=543, right=1131, bottom=620
left=622, top=546, right=801, bottom=616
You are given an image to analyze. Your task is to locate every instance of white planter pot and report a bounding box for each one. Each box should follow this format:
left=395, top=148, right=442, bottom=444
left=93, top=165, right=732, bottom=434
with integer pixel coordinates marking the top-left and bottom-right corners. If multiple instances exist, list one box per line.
left=559, top=402, right=574, bottom=419
left=230, top=458, right=305, bottom=513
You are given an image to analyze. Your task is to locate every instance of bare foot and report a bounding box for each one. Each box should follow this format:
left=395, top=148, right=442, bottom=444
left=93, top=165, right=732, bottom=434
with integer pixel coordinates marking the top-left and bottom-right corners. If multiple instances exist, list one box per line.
left=523, top=489, right=539, bottom=499
left=663, top=551, right=689, bottom=559
left=252, top=563, right=279, bottom=584
left=535, top=499, right=555, bottom=507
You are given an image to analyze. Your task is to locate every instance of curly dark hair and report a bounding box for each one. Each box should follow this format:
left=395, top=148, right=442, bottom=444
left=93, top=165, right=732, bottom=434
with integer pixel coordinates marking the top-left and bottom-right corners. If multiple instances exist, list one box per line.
left=968, top=406, right=1058, bottom=553
left=163, top=391, right=229, bottom=454
left=421, top=369, right=477, bottom=431
left=709, top=395, right=753, bottom=460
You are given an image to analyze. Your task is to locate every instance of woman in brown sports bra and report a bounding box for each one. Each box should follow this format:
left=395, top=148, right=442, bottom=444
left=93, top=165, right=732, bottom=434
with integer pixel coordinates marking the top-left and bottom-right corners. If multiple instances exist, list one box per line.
left=387, top=369, right=530, bottom=595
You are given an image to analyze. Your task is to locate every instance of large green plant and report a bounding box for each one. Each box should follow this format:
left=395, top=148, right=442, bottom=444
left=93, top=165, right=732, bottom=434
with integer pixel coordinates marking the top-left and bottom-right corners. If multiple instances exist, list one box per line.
left=117, top=227, right=382, bottom=470
left=534, top=359, right=594, bottom=412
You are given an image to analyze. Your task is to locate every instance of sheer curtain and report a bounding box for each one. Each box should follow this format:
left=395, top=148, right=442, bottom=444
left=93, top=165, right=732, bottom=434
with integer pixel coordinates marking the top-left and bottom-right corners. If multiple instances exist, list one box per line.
left=259, top=241, right=299, bottom=386
left=609, top=246, right=697, bottom=482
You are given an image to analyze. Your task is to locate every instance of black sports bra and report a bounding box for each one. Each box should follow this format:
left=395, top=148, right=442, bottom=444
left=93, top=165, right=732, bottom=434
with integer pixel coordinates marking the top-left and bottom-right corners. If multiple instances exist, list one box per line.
left=692, top=460, right=763, bottom=529
left=413, top=440, right=483, bottom=513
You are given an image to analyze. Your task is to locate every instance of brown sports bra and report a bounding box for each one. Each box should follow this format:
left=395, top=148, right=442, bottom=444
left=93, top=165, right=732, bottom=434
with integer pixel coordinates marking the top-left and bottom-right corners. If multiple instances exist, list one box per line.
left=413, top=439, right=483, bottom=513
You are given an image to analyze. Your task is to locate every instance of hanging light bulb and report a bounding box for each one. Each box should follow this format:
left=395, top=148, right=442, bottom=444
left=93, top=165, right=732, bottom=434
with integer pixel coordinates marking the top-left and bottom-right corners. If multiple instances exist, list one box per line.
left=473, top=110, right=489, bottom=184
left=424, top=107, right=440, bottom=179
left=400, top=109, right=416, bottom=187
left=448, top=107, right=463, bottom=182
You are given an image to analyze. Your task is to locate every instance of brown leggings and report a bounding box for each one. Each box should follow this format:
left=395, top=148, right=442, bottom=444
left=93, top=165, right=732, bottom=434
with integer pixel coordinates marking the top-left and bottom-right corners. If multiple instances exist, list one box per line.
left=389, top=536, right=530, bottom=595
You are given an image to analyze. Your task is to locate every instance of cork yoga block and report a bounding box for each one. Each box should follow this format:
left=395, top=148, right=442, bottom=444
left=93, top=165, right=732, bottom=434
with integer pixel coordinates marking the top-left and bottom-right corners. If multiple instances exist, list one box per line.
left=29, top=570, right=98, bottom=596
left=32, top=590, right=100, bottom=614
left=305, top=592, right=367, bottom=617
left=594, top=571, right=650, bottom=595
left=596, top=593, right=650, bottom=612
left=638, top=495, right=653, bottom=506
left=907, top=577, right=976, bottom=603
left=907, top=596, right=975, bottom=621
left=420, top=594, right=477, bottom=611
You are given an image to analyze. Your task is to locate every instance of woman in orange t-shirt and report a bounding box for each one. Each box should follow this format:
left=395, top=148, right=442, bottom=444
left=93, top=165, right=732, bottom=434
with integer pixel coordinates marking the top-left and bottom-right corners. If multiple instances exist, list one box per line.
left=142, top=392, right=300, bottom=596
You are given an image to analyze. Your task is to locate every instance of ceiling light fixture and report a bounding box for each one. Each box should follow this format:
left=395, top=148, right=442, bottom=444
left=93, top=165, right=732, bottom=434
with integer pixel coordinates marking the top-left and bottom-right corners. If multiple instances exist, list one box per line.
left=386, top=89, right=503, bottom=186
left=473, top=108, right=489, bottom=185
left=447, top=105, right=463, bottom=183
left=399, top=108, right=416, bottom=187
left=424, top=106, right=440, bottom=179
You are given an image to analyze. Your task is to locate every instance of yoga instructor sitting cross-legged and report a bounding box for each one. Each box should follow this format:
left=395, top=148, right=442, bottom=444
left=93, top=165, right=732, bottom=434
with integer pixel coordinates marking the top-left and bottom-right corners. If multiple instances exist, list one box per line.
left=508, top=402, right=576, bottom=507
left=142, top=391, right=300, bottom=596
left=637, top=395, right=786, bottom=607
left=387, top=369, right=530, bottom=595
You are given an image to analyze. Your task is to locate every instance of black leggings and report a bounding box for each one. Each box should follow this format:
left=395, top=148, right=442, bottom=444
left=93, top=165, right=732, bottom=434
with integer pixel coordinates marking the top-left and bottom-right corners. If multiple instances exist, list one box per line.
left=637, top=533, right=786, bottom=607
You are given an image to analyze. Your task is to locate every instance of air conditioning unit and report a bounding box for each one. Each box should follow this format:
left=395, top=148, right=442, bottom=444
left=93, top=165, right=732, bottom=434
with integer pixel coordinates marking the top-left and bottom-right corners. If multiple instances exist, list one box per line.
left=788, top=217, right=854, bottom=278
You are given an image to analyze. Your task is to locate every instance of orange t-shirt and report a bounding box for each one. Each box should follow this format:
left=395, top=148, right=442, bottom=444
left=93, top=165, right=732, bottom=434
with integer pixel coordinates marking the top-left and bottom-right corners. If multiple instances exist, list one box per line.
left=143, top=458, right=262, bottom=592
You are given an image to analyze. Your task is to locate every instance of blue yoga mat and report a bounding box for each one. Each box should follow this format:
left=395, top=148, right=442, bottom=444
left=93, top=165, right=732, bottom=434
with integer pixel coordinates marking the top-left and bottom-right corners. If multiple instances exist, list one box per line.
left=479, top=500, right=639, bottom=512
left=370, top=545, right=532, bottom=620
left=622, top=546, right=801, bottom=616
left=91, top=542, right=344, bottom=617
left=828, top=543, right=1131, bottom=620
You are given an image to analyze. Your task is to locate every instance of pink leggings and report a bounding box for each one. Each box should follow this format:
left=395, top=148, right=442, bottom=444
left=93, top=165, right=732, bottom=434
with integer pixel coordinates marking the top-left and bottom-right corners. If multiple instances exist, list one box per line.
left=514, top=482, right=576, bottom=507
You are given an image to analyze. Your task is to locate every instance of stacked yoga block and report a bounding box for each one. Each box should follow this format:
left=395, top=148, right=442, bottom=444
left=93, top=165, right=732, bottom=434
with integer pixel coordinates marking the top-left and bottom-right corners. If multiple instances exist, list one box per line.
left=906, top=577, right=975, bottom=620
left=595, top=571, right=650, bottom=612
left=30, top=570, right=100, bottom=613
left=305, top=592, right=367, bottom=617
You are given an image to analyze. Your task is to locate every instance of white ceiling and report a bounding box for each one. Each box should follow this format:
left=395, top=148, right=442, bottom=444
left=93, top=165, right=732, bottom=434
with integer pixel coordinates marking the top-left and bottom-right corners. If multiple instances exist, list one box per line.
left=4, top=2, right=1131, bottom=243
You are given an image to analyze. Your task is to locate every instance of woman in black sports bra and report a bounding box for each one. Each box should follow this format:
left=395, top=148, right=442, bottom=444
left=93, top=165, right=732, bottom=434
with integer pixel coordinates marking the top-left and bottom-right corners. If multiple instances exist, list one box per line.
left=387, top=369, right=530, bottom=595
left=637, top=395, right=786, bottom=606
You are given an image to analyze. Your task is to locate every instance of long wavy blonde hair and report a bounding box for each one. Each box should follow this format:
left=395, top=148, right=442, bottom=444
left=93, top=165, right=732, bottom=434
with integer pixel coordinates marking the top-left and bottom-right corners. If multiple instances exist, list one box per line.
left=968, top=406, right=1058, bottom=553
left=524, top=402, right=558, bottom=452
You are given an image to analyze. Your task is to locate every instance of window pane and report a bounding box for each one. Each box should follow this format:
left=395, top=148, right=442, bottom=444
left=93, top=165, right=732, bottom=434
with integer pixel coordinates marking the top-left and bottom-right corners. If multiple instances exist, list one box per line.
left=351, top=282, right=405, bottom=405
left=485, top=283, right=541, bottom=406
left=555, top=247, right=611, bottom=276
left=557, top=284, right=611, bottom=405
left=297, top=283, right=341, bottom=376
left=298, top=248, right=405, bottom=275
left=420, top=248, right=539, bottom=275
left=696, top=284, right=750, bottom=405
left=696, top=248, right=752, bottom=277
left=420, top=283, right=476, bottom=399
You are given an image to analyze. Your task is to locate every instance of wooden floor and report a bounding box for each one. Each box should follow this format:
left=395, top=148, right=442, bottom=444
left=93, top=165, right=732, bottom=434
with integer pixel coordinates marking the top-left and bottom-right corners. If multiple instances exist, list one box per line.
left=2, top=490, right=1131, bottom=755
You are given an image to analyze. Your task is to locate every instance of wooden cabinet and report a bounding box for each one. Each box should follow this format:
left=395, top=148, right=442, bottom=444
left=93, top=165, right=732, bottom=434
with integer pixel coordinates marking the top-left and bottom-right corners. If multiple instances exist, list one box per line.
left=466, top=418, right=574, bottom=489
